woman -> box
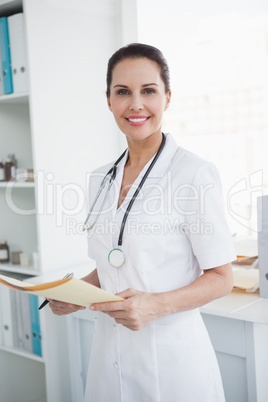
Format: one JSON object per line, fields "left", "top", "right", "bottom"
{"left": 49, "top": 43, "right": 236, "bottom": 401}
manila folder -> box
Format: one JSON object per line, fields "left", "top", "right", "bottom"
{"left": 0, "top": 274, "right": 123, "bottom": 307}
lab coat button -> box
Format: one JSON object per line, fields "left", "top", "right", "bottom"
{"left": 114, "top": 361, "right": 119, "bottom": 369}
{"left": 113, "top": 324, "right": 116, "bottom": 331}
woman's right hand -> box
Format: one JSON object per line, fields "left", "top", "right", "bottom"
{"left": 48, "top": 269, "right": 99, "bottom": 316}
{"left": 48, "top": 299, "right": 86, "bottom": 316}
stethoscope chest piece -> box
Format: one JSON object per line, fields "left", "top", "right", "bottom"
{"left": 108, "top": 248, "right": 125, "bottom": 268}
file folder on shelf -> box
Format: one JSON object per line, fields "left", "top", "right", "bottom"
{"left": 0, "top": 17, "right": 13, "bottom": 94}
{"left": 0, "top": 286, "right": 14, "bottom": 347}
{"left": 11, "top": 290, "right": 24, "bottom": 349}
{"left": 0, "top": 47, "right": 3, "bottom": 95}
{"left": 8, "top": 13, "right": 28, "bottom": 93}
{"left": 20, "top": 292, "right": 33, "bottom": 353}
{"left": 29, "top": 294, "right": 42, "bottom": 357}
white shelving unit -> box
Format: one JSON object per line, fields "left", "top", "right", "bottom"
{"left": 0, "top": 2, "right": 46, "bottom": 401}
{"left": 0, "top": 0, "right": 124, "bottom": 400}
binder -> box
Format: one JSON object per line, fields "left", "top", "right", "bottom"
{"left": 13, "top": 290, "right": 24, "bottom": 349}
{"left": 0, "top": 286, "right": 14, "bottom": 347}
{"left": 20, "top": 292, "right": 33, "bottom": 353}
{"left": 0, "top": 47, "right": 3, "bottom": 95}
{"left": 0, "top": 17, "right": 13, "bottom": 94}
{"left": 8, "top": 13, "right": 28, "bottom": 93}
{"left": 29, "top": 294, "right": 42, "bottom": 357}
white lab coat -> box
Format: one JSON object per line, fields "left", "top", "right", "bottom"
{"left": 84, "top": 133, "right": 236, "bottom": 402}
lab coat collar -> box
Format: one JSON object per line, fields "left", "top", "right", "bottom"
{"left": 115, "top": 133, "right": 179, "bottom": 179}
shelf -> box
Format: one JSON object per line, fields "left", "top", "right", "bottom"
{"left": 0, "top": 263, "right": 40, "bottom": 276}
{"left": 0, "top": 92, "right": 28, "bottom": 104}
{"left": 0, "top": 181, "right": 34, "bottom": 188}
{"left": 0, "top": 345, "right": 44, "bottom": 363}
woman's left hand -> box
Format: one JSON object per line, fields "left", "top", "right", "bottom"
{"left": 90, "top": 288, "right": 160, "bottom": 331}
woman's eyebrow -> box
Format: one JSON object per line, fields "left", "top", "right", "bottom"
{"left": 113, "top": 83, "right": 158, "bottom": 88}
{"left": 113, "top": 84, "right": 128, "bottom": 88}
{"left": 142, "top": 83, "right": 158, "bottom": 87}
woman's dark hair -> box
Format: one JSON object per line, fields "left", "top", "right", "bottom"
{"left": 106, "top": 43, "right": 170, "bottom": 97}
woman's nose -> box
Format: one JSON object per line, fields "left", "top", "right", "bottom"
{"left": 129, "top": 94, "right": 143, "bottom": 111}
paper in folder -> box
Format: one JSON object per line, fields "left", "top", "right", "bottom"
{"left": 0, "top": 274, "right": 123, "bottom": 307}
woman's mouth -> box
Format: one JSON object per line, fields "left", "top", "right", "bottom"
{"left": 125, "top": 116, "right": 150, "bottom": 126}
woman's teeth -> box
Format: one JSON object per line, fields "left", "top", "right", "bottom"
{"left": 128, "top": 118, "right": 148, "bottom": 122}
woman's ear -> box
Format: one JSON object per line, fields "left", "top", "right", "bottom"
{"left": 164, "top": 91, "right": 171, "bottom": 111}
{"left": 107, "top": 96, "right": 112, "bottom": 111}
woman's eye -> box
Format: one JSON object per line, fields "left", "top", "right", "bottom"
{"left": 117, "top": 89, "right": 129, "bottom": 95}
{"left": 143, "top": 88, "right": 155, "bottom": 94}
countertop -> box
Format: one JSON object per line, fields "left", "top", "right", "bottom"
{"left": 201, "top": 288, "right": 268, "bottom": 325}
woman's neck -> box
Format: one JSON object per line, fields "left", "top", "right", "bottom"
{"left": 126, "top": 132, "right": 163, "bottom": 169}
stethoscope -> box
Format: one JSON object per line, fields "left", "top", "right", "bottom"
{"left": 83, "top": 133, "right": 166, "bottom": 268}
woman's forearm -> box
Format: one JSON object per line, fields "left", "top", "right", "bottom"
{"left": 153, "top": 263, "right": 233, "bottom": 318}
{"left": 82, "top": 268, "right": 100, "bottom": 288}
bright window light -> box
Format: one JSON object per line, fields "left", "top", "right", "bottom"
{"left": 137, "top": 0, "right": 268, "bottom": 238}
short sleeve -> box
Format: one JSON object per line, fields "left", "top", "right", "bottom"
{"left": 184, "top": 162, "right": 236, "bottom": 270}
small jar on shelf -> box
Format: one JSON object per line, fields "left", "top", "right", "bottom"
{"left": 0, "top": 240, "right": 10, "bottom": 264}
{"left": 0, "top": 158, "right": 5, "bottom": 181}
{"left": 4, "top": 158, "right": 16, "bottom": 181}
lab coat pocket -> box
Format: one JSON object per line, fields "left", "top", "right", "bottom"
{"left": 128, "top": 212, "right": 168, "bottom": 273}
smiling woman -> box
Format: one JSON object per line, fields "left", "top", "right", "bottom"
{"left": 49, "top": 43, "right": 236, "bottom": 402}
{"left": 107, "top": 57, "right": 171, "bottom": 146}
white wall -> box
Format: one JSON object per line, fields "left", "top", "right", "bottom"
{"left": 24, "top": 0, "right": 123, "bottom": 272}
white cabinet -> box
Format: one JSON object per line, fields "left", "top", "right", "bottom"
{"left": 202, "top": 314, "right": 257, "bottom": 402}
{"left": 201, "top": 290, "right": 268, "bottom": 402}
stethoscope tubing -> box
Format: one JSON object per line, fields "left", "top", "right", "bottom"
{"left": 117, "top": 133, "right": 166, "bottom": 246}
{"left": 83, "top": 133, "right": 166, "bottom": 248}
{"left": 83, "top": 150, "right": 127, "bottom": 231}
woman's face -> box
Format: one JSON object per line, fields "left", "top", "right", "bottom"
{"left": 107, "top": 58, "right": 171, "bottom": 143}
